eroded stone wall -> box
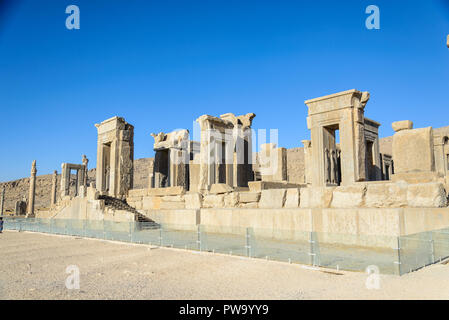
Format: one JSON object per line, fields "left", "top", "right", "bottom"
{"left": 0, "top": 172, "right": 95, "bottom": 212}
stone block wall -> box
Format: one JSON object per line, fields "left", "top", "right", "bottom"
{"left": 127, "top": 181, "right": 448, "bottom": 211}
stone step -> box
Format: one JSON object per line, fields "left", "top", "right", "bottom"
{"left": 98, "top": 195, "right": 156, "bottom": 224}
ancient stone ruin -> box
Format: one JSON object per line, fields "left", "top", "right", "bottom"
{"left": 2, "top": 89, "right": 449, "bottom": 251}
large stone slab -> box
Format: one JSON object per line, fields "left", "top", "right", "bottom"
{"left": 209, "top": 183, "right": 233, "bottom": 194}
{"left": 284, "top": 188, "right": 300, "bottom": 208}
{"left": 365, "top": 182, "right": 407, "bottom": 208}
{"left": 300, "top": 187, "right": 334, "bottom": 208}
{"left": 392, "top": 172, "right": 441, "bottom": 184}
{"left": 126, "top": 196, "right": 143, "bottom": 203}
{"left": 184, "top": 193, "right": 202, "bottom": 209}
{"left": 238, "top": 192, "right": 261, "bottom": 203}
{"left": 258, "top": 189, "right": 287, "bottom": 208}
{"left": 160, "top": 201, "right": 185, "bottom": 210}
{"left": 392, "top": 126, "right": 435, "bottom": 174}
{"left": 142, "top": 196, "right": 162, "bottom": 210}
{"left": 248, "top": 181, "right": 304, "bottom": 192}
{"left": 224, "top": 192, "right": 239, "bottom": 207}
{"left": 239, "top": 202, "right": 258, "bottom": 208}
{"left": 161, "top": 195, "right": 183, "bottom": 201}
{"left": 407, "top": 182, "right": 448, "bottom": 208}
{"left": 331, "top": 185, "right": 367, "bottom": 208}
{"left": 128, "top": 188, "right": 148, "bottom": 197}
{"left": 148, "top": 186, "right": 186, "bottom": 196}
{"left": 160, "top": 195, "right": 185, "bottom": 209}
{"left": 392, "top": 120, "right": 413, "bottom": 132}
{"left": 203, "top": 194, "right": 225, "bottom": 208}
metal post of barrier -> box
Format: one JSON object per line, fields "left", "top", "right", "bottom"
{"left": 159, "top": 226, "right": 163, "bottom": 246}
{"left": 197, "top": 225, "right": 202, "bottom": 251}
{"left": 308, "top": 232, "right": 316, "bottom": 266}
{"left": 430, "top": 232, "right": 435, "bottom": 264}
{"left": 394, "top": 237, "right": 402, "bottom": 276}
{"left": 245, "top": 228, "right": 251, "bottom": 257}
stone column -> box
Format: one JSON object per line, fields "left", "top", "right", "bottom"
{"left": 27, "top": 160, "right": 37, "bottom": 217}
{"left": 60, "top": 163, "right": 70, "bottom": 197}
{"left": 197, "top": 116, "right": 211, "bottom": 193}
{"left": 0, "top": 186, "right": 5, "bottom": 216}
{"left": 82, "top": 155, "right": 89, "bottom": 188}
{"left": 302, "top": 140, "right": 312, "bottom": 184}
{"left": 170, "top": 148, "right": 177, "bottom": 187}
{"left": 51, "top": 170, "right": 58, "bottom": 206}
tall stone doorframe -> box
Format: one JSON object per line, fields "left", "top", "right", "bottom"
{"left": 364, "top": 118, "right": 382, "bottom": 181}
{"left": 150, "top": 129, "right": 190, "bottom": 189}
{"left": 95, "top": 116, "right": 134, "bottom": 199}
{"left": 196, "top": 113, "right": 256, "bottom": 192}
{"left": 305, "top": 89, "right": 372, "bottom": 187}
{"left": 60, "top": 162, "right": 86, "bottom": 198}
{"left": 380, "top": 153, "right": 394, "bottom": 181}
{"left": 434, "top": 133, "right": 449, "bottom": 178}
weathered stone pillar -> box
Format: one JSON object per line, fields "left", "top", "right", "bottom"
{"left": 60, "top": 163, "right": 70, "bottom": 197}
{"left": 0, "top": 186, "right": 5, "bottom": 216}
{"left": 26, "top": 160, "right": 37, "bottom": 217}
{"left": 259, "top": 143, "right": 287, "bottom": 182}
{"left": 302, "top": 140, "right": 312, "bottom": 184}
{"left": 197, "top": 116, "right": 212, "bottom": 193}
{"left": 51, "top": 170, "right": 58, "bottom": 206}
{"left": 82, "top": 155, "right": 89, "bottom": 188}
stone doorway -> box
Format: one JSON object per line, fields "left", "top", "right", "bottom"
{"left": 102, "top": 142, "right": 111, "bottom": 192}
{"left": 154, "top": 149, "right": 170, "bottom": 188}
{"left": 323, "top": 124, "right": 341, "bottom": 186}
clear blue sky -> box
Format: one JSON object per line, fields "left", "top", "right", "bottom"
{"left": 0, "top": 0, "right": 448, "bottom": 181}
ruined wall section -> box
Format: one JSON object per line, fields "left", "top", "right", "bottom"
{"left": 2, "top": 125, "right": 448, "bottom": 212}
{"left": 0, "top": 158, "right": 150, "bottom": 212}
{"left": 286, "top": 147, "right": 305, "bottom": 184}
{"left": 0, "top": 171, "right": 95, "bottom": 213}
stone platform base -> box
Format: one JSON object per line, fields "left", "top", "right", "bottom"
{"left": 138, "top": 207, "right": 449, "bottom": 249}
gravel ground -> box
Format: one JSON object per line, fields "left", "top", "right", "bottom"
{"left": 1, "top": 230, "right": 449, "bottom": 300}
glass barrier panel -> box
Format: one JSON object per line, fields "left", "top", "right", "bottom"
{"left": 104, "top": 221, "right": 132, "bottom": 242}
{"left": 5, "top": 217, "right": 446, "bottom": 276}
{"left": 131, "top": 221, "right": 162, "bottom": 245}
{"left": 84, "top": 220, "right": 105, "bottom": 239}
{"left": 399, "top": 231, "right": 433, "bottom": 275}
{"left": 51, "top": 219, "right": 67, "bottom": 235}
{"left": 249, "top": 228, "right": 311, "bottom": 264}
{"left": 158, "top": 224, "right": 200, "bottom": 251}
{"left": 432, "top": 228, "right": 449, "bottom": 263}
{"left": 199, "top": 225, "right": 247, "bottom": 256}
{"left": 314, "top": 232, "right": 398, "bottom": 275}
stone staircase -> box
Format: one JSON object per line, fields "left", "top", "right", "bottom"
{"left": 98, "top": 195, "right": 158, "bottom": 227}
